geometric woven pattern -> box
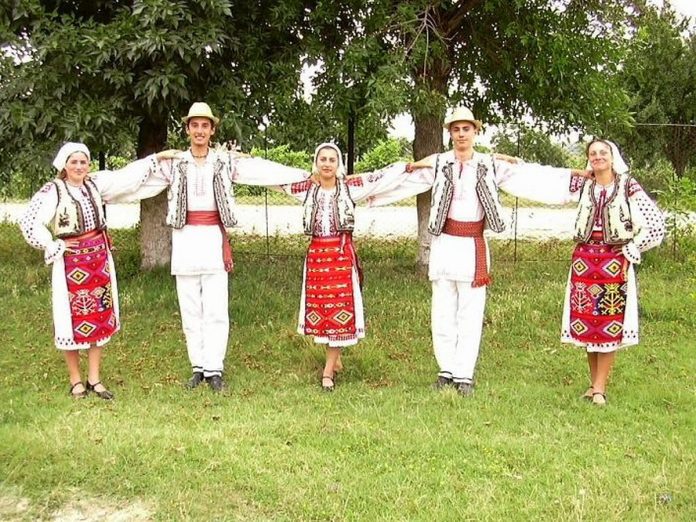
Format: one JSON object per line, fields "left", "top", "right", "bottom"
{"left": 64, "top": 231, "right": 117, "bottom": 344}
{"left": 303, "top": 235, "right": 359, "bottom": 342}
{"left": 568, "top": 232, "right": 627, "bottom": 346}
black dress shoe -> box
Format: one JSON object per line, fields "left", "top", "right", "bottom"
{"left": 186, "top": 372, "right": 205, "bottom": 389}
{"left": 86, "top": 380, "right": 114, "bottom": 400}
{"left": 455, "top": 381, "right": 474, "bottom": 397}
{"left": 207, "top": 375, "right": 225, "bottom": 392}
{"left": 432, "top": 375, "right": 454, "bottom": 390}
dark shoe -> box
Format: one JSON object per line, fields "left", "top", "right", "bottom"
{"left": 186, "top": 372, "right": 205, "bottom": 389}
{"left": 432, "top": 375, "right": 454, "bottom": 390}
{"left": 207, "top": 375, "right": 225, "bottom": 392}
{"left": 321, "top": 375, "right": 335, "bottom": 392}
{"left": 69, "top": 381, "right": 87, "bottom": 399}
{"left": 86, "top": 380, "right": 114, "bottom": 400}
{"left": 455, "top": 381, "right": 474, "bottom": 397}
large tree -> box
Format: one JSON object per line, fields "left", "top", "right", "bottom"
{"left": 1, "top": 0, "right": 311, "bottom": 267}
{"left": 612, "top": 3, "right": 696, "bottom": 178}
{"left": 309, "top": 0, "right": 641, "bottom": 269}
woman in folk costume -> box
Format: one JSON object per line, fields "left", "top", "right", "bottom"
{"left": 19, "top": 142, "right": 162, "bottom": 399}
{"left": 561, "top": 139, "right": 664, "bottom": 406}
{"left": 278, "top": 143, "right": 420, "bottom": 391}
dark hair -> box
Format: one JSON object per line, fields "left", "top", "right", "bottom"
{"left": 585, "top": 139, "right": 613, "bottom": 157}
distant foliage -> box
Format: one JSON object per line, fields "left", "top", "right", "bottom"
{"left": 354, "top": 138, "right": 411, "bottom": 173}
{"left": 249, "top": 145, "right": 312, "bottom": 171}
{"left": 493, "top": 127, "right": 579, "bottom": 168}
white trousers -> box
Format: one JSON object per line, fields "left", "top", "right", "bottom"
{"left": 431, "top": 279, "right": 487, "bottom": 382}
{"left": 176, "top": 273, "right": 229, "bottom": 377}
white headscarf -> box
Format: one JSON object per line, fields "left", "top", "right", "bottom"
{"left": 585, "top": 139, "right": 629, "bottom": 175}
{"left": 312, "top": 142, "right": 346, "bottom": 179}
{"left": 53, "top": 142, "right": 91, "bottom": 171}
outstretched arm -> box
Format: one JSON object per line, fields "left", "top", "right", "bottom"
{"left": 495, "top": 156, "right": 589, "bottom": 205}
{"left": 231, "top": 155, "right": 310, "bottom": 186}
{"left": 90, "top": 153, "right": 171, "bottom": 203}
{"left": 345, "top": 162, "right": 433, "bottom": 206}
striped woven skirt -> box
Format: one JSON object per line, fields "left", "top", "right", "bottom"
{"left": 63, "top": 230, "right": 118, "bottom": 345}
{"left": 297, "top": 235, "right": 365, "bottom": 347}
{"left": 564, "top": 231, "right": 631, "bottom": 350}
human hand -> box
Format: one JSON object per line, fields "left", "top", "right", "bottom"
{"left": 571, "top": 169, "right": 594, "bottom": 179}
{"left": 493, "top": 153, "right": 520, "bottom": 164}
{"left": 156, "top": 149, "right": 183, "bottom": 160}
{"left": 63, "top": 238, "right": 80, "bottom": 253}
{"left": 405, "top": 163, "right": 414, "bottom": 173}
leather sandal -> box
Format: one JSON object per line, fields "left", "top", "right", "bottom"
{"left": 591, "top": 392, "right": 607, "bottom": 406}
{"left": 86, "top": 380, "right": 114, "bottom": 400}
{"left": 69, "top": 381, "right": 87, "bottom": 399}
{"left": 321, "top": 375, "right": 335, "bottom": 392}
{"left": 582, "top": 387, "right": 594, "bottom": 400}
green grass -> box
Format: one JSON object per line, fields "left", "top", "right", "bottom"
{"left": 0, "top": 223, "right": 694, "bottom": 520}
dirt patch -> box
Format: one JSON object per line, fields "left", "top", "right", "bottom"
{"left": 0, "top": 490, "right": 31, "bottom": 520}
{"left": 0, "top": 489, "right": 153, "bottom": 521}
{"left": 51, "top": 498, "right": 152, "bottom": 522}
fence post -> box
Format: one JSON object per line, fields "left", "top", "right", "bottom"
{"left": 264, "top": 132, "right": 270, "bottom": 257}
{"left": 513, "top": 125, "right": 521, "bottom": 263}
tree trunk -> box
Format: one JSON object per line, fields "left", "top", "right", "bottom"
{"left": 412, "top": 112, "right": 444, "bottom": 273}
{"left": 136, "top": 114, "right": 170, "bottom": 270}
{"left": 411, "top": 59, "right": 450, "bottom": 273}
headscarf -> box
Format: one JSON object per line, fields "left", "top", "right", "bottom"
{"left": 312, "top": 142, "right": 346, "bottom": 179}
{"left": 53, "top": 142, "right": 91, "bottom": 171}
{"left": 585, "top": 139, "right": 629, "bottom": 175}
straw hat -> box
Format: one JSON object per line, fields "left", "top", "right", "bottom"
{"left": 443, "top": 107, "right": 482, "bottom": 131}
{"left": 182, "top": 102, "right": 220, "bottom": 126}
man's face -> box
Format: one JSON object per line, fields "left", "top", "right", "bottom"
{"left": 449, "top": 121, "right": 478, "bottom": 150}
{"left": 186, "top": 117, "right": 215, "bottom": 147}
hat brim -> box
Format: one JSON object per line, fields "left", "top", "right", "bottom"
{"left": 443, "top": 119, "right": 482, "bottom": 131}
{"left": 182, "top": 115, "right": 220, "bottom": 126}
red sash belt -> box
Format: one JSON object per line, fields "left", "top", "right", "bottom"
{"left": 186, "top": 211, "right": 234, "bottom": 272}
{"left": 68, "top": 228, "right": 113, "bottom": 251}
{"left": 442, "top": 218, "right": 490, "bottom": 288}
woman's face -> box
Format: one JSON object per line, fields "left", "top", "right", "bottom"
{"left": 63, "top": 152, "right": 90, "bottom": 185}
{"left": 316, "top": 147, "right": 339, "bottom": 180}
{"left": 587, "top": 142, "right": 613, "bottom": 172}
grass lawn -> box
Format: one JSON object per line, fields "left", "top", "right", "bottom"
{"left": 0, "top": 224, "right": 694, "bottom": 521}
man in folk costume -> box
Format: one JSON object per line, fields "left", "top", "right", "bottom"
{"left": 406, "top": 107, "right": 589, "bottom": 395}
{"left": 116, "top": 102, "right": 310, "bottom": 391}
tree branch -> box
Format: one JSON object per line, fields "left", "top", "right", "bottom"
{"left": 444, "top": 0, "right": 485, "bottom": 39}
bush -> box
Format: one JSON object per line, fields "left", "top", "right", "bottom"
{"left": 354, "top": 138, "right": 411, "bottom": 173}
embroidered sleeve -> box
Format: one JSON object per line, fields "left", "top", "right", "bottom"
{"left": 495, "top": 160, "right": 577, "bottom": 205}
{"left": 569, "top": 175, "right": 586, "bottom": 194}
{"left": 232, "top": 156, "right": 309, "bottom": 186}
{"left": 353, "top": 161, "right": 434, "bottom": 207}
{"left": 621, "top": 182, "right": 665, "bottom": 264}
{"left": 276, "top": 179, "right": 315, "bottom": 202}
{"left": 19, "top": 182, "right": 66, "bottom": 264}
{"left": 91, "top": 154, "right": 167, "bottom": 203}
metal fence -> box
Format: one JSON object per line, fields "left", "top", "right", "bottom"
{"left": 228, "top": 123, "right": 695, "bottom": 260}
{"left": 1, "top": 123, "right": 694, "bottom": 261}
